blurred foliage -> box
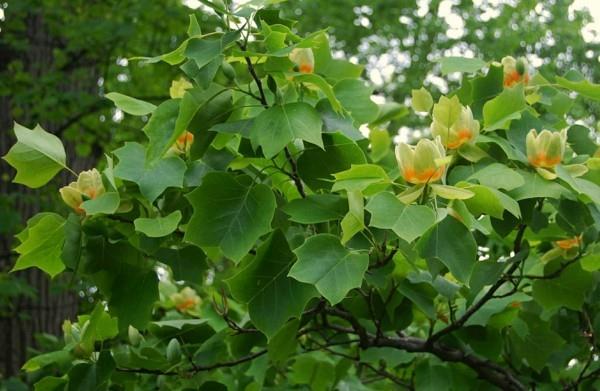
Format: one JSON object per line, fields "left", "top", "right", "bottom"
{"left": 279, "top": 0, "right": 600, "bottom": 131}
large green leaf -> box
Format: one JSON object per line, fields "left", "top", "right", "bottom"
{"left": 297, "top": 133, "right": 366, "bottom": 191}
{"left": 467, "top": 163, "right": 525, "bottom": 191}
{"left": 155, "top": 246, "right": 207, "bottom": 285}
{"left": 3, "top": 123, "right": 67, "bottom": 188}
{"left": 331, "top": 164, "right": 390, "bottom": 193}
{"left": 282, "top": 194, "right": 347, "bottom": 224}
{"left": 81, "top": 192, "right": 120, "bottom": 216}
{"left": 456, "top": 182, "right": 520, "bottom": 218}
{"left": 105, "top": 92, "right": 156, "bottom": 115}
{"left": 333, "top": 79, "right": 379, "bottom": 124}
{"left": 113, "top": 142, "right": 186, "bottom": 202}
{"left": 134, "top": 211, "right": 182, "bottom": 238}
{"left": 12, "top": 213, "right": 66, "bottom": 278}
{"left": 185, "top": 172, "right": 276, "bottom": 262}
{"left": 482, "top": 83, "right": 527, "bottom": 131}
{"left": 508, "top": 171, "right": 569, "bottom": 200}
{"left": 288, "top": 234, "right": 368, "bottom": 305}
{"left": 417, "top": 216, "right": 477, "bottom": 283}
{"left": 510, "top": 312, "right": 565, "bottom": 372}
{"left": 250, "top": 102, "right": 324, "bottom": 159}
{"left": 83, "top": 239, "right": 158, "bottom": 329}
{"left": 556, "top": 76, "right": 600, "bottom": 101}
{"left": 532, "top": 262, "right": 593, "bottom": 311}
{"left": 227, "top": 230, "right": 317, "bottom": 337}
{"left": 365, "top": 192, "right": 437, "bottom": 243}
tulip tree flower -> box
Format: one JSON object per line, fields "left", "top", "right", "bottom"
{"left": 431, "top": 103, "right": 480, "bottom": 150}
{"left": 501, "top": 56, "right": 529, "bottom": 87}
{"left": 170, "top": 287, "right": 201, "bottom": 312}
{"left": 169, "top": 77, "right": 193, "bottom": 99}
{"left": 395, "top": 137, "right": 447, "bottom": 185}
{"left": 526, "top": 128, "right": 566, "bottom": 167}
{"left": 169, "top": 131, "right": 194, "bottom": 156}
{"left": 542, "top": 235, "right": 582, "bottom": 262}
{"left": 289, "top": 48, "right": 315, "bottom": 74}
{"left": 59, "top": 169, "right": 105, "bottom": 214}
{"left": 526, "top": 129, "right": 567, "bottom": 180}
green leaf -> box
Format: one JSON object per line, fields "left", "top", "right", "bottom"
{"left": 185, "top": 172, "right": 276, "bottom": 262}
{"left": 556, "top": 76, "right": 600, "bottom": 101}
{"left": 567, "top": 125, "right": 598, "bottom": 155}
{"left": 34, "top": 377, "right": 67, "bottom": 391}
{"left": 185, "top": 32, "right": 239, "bottom": 69}
{"left": 510, "top": 312, "right": 565, "bottom": 372}
{"left": 331, "top": 164, "right": 390, "bottom": 193}
{"left": 293, "top": 73, "right": 343, "bottom": 113}
{"left": 143, "top": 99, "right": 180, "bottom": 162}
{"left": 282, "top": 194, "right": 347, "bottom": 224}
{"left": 396, "top": 279, "right": 436, "bottom": 319}
{"left": 111, "top": 268, "right": 159, "bottom": 330}
{"left": 456, "top": 182, "right": 520, "bottom": 218}
{"left": 508, "top": 171, "right": 569, "bottom": 200}
{"left": 556, "top": 165, "right": 600, "bottom": 205}
{"left": 12, "top": 213, "right": 66, "bottom": 278}
{"left": 268, "top": 319, "right": 300, "bottom": 363}
{"left": 316, "top": 99, "right": 363, "bottom": 141}
{"left": 289, "top": 234, "right": 369, "bottom": 305}
{"left": 417, "top": 216, "right": 477, "bottom": 283}
{"left": 105, "top": 92, "right": 156, "bottom": 116}
{"left": 22, "top": 350, "right": 72, "bottom": 372}
{"left": 187, "top": 14, "right": 202, "bottom": 36}
{"left": 113, "top": 142, "right": 186, "bottom": 202}
{"left": 532, "top": 262, "right": 593, "bottom": 311}
{"left": 333, "top": 79, "right": 379, "bottom": 124}
{"left": 439, "top": 57, "right": 486, "bottom": 75}
{"left": 81, "top": 192, "right": 120, "bottom": 215}
{"left": 482, "top": 83, "right": 527, "bottom": 131}
{"left": 134, "top": 211, "right": 182, "bottom": 238}
{"left": 227, "top": 230, "right": 316, "bottom": 337}
{"left": 3, "top": 122, "right": 67, "bottom": 188}
{"left": 430, "top": 184, "right": 475, "bottom": 200}
{"left": 467, "top": 163, "right": 525, "bottom": 191}
{"left": 340, "top": 190, "right": 365, "bottom": 244}
{"left": 61, "top": 213, "right": 82, "bottom": 271}
{"left": 289, "top": 352, "right": 335, "bottom": 391}
{"left": 366, "top": 192, "right": 437, "bottom": 243}
{"left": 80, "top": 304, "right": 119, "bottom": 353}
{"left": 297, "top": 133, "right": 366, "bottom": 191}
{"left": 250, "top": 102, "right": 324, "bottom": 159}
{"left": 155, "top": 246, "right": 207, "bottom": 284}
{"left": 411, "top": 87, "right": 433, "bottom": 112}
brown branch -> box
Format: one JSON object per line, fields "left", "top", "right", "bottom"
{"left": 115, "top": 349, "right": 267, "bottom": 376}
{"left": 427, "top": 224, "right": 528, "bottom": 345}
{"left": 361, "top": 362, "right": 414, "bottom": 390}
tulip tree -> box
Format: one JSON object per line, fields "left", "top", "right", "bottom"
{"left": 3, "top": 3, "right": 600, "bottom": 390}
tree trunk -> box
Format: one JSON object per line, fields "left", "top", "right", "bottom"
{"left": 0, "top": 10, "right": 99, "bottom": 377}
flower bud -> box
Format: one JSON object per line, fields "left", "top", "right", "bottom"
{"left": 501, "top": 56, "right": 529, "bottom": 87}
{"left": 431, "top": 105, "right": 480, "bottom": 149}
{"left": 169, "top": 131, "right": 194, "bottom": 155}
{"left": 526, "top": 129, "right": 567, "bottom": 169}
{"left": 169, "top": 77, "right": 193, "bottom": 99}
{"left": 555, "top": 236, "right": 581, "bottom": 250}
{"left": 128, "top": 325, "right": 142, "bottom": 346}
{"left": 289, "top": 48, "right": 315, "bottom": 74}
{"left": 395, "top": 137, "right": 446, "bottom": 184}
{"left": 59, "top": 169, "right": 105, "bottom": 214}
{"left": 170, "top": 287, "right": 201, "bottom": 312}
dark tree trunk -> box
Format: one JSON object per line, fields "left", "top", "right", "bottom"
{"left": 0, "top": 10, "right": 99, "bottom": 377}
